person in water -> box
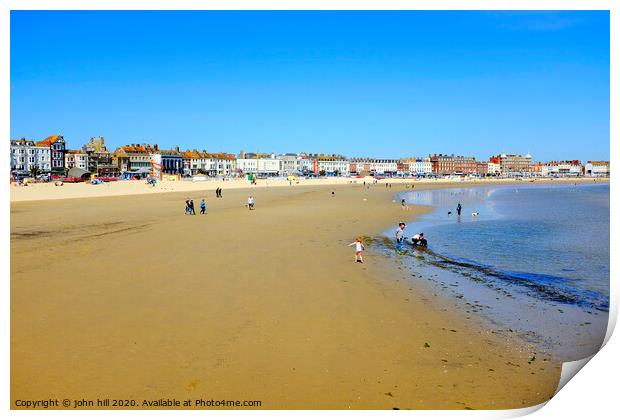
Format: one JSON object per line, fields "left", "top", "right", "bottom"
{"left": 396, "top": 223, "right": 406, "bottom": 249}
{"left": 456, "top": 203, "right": 462, "bottom": 216}
{"left": 411, "top": 232, "right": 427, "bottom": 247}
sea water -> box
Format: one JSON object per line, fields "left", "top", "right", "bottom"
{"left": 388, "top": 183, "right": 609, "bottom": 361}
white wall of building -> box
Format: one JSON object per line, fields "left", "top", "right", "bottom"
{"left": 10, "top": 140, "right": 52, "bottom": 172}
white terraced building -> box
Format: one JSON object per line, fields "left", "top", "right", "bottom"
{"left": 541, "top": 161, "right": 583, "bottom": 177}
{"left": 237, "top": 155, "right": 280, "bottom": 176}
{"left": 10, "top": 138, "right": 52, "bottom": 173}
{"left": 584, "top": 161, "right": 610, "bottom": 177}
{"left": 350, "top": 158, "right": 398, "bottom": 175}
{"left": 400, "top": 157, "right": 432, "bottom": 175}
{"left": 65, "top": 150, "right": 89, "bottom": 171}
{"left": 316, "top": 158, "right": 350, "bottom": 176}
{"left": 277, "top": 154, "right": 301, "bottom": 175}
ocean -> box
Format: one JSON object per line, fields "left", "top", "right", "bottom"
{"left": 383, "top": 182, "right": 609, "bottom": 362}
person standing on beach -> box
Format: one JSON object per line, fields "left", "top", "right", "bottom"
{"left": 247, "top": 195, "right": 255, "bottom": 210}
{"left": 189, "top": 199, "right": 196, "bottom": 215}
{"left": 396, "top": 223, "right": 406, "bottom": 249}
{"left": 456, "top": 203, "right": 462, "bottom": 216}
{"left": 348, "top": 238, "right": 365, "bottom": 263}
{"left": 200, "top": 199, "right": 207, "bottom": 214}
{"left": 185, "top": 199, "right": 191, "bottom": 215}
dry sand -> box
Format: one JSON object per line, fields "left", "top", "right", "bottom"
{"left": 10, "top": 180, "right": 576, "bottom": 409}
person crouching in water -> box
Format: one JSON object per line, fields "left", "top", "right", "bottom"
{"left": 411, "top": 232, "right": 427, "bottom": 247}
{"left": 348, "top": 238, "right": 365, "bottom": 263}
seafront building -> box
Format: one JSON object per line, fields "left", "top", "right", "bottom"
{"left": 276, "top": 153, "right": 304, "bottom": 175}
{"left": 453, "top": 155, "right": 477, "bottom": 175}
{"left": 10, "top": 138, "right": 52, "bottom": 174}
{"left": 398, "top": 157, "right": 433, "bottom": 176}
{"left": 64, "top": 149, "right": 89, "bottom": 171}
{"left": 542, "top": 160, "right": 583, "bottom": 177}
{"left": 475, "top": 161, "right": 489, "bottom": 175}
{"left": 237, "top": 152, "right": 281, "bottom": 176}
{"left": 429, "top": 154, "right": 456, "bottom": 176}
{"left": 9, "top": 134, "right": 611, "bottom": 180}
{"left": 180, "top": 150, "right": 237, "bottom": 176}
{"left": 314, "top": 154, "right": 350, "bottom": 176}
{"left": 490, "top": 153, "right": 532, "bottom": 177}
{"left": 83, "top": 136, "right": 117, "bottom": 177}
{"left": 113, "top": 144, "right": 158, "bottom": 177}
{"left": 35, "top": 135, "right": 66, "bottom": 174}
{"left": 585, "top": 161, "right": 610, "bottom": 177}
{"left": 487, "top": 161, "right": 501, "bottom": 175}
{"left": 349, "top": 157, "right": 397, "bottom": 176}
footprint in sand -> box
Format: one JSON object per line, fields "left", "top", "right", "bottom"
{"left": 186, "top": 379, "right": 201, "bottom": 391}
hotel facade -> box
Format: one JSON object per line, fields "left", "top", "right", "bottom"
{"left": 10, "top": 138, "right": 52, "bottom": 173}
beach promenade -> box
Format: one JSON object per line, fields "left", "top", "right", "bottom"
{"left": 10, "top": 179, "right": 592, "bottom": 409}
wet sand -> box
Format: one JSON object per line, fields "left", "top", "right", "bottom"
{"left": 11, "top": 181, "right": 564, "bottom": 409}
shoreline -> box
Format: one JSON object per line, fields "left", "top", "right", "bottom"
{"left": 9, "top": 175, "right": 606, "bottom": 203}
{"left": 377, "top": 182, "right": 609, "bottom": 362}
{"left": 11, "top": 180, "right": 567, "bottom": 409}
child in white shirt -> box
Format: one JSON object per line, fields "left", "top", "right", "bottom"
{"left": 348, "top": 238, "right": 365, "bottom": 263}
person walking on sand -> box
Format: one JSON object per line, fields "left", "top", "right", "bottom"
{"left": 348, "top": 238, "right": 365, "bottom": 263}
{"left": 200, "top": 199, "right": 207, "bottom": 214}
{"left": 247, "top": 195, "right": 255, "bottom": 210}
{"left": 185, "top": 199, "right": 191, "bottom": 215}
{"left": 456, "top": 202, "right": 462, "bottom": 216}
{"left": 189, "top": 199, "right": 196, "bottom": 215}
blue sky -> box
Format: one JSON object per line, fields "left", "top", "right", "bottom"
{"left": 10, "top": 11, "right": 609, "bottom": 161}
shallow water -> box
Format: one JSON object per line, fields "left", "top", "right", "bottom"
{"left": 382, "top": 183, "right": 609, "bottom": 361}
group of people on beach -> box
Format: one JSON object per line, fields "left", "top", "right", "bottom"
{"left": 185, "top": 198, "right": 207, "bottom": 215}
{"left": 349, "top": 223, "right": 428, "bottom": 264}
{"left": 183, "top": 187, "right": 258, "bottom": 215}
{"left": 395, "top": 222, "right": 427, "bottom": 248}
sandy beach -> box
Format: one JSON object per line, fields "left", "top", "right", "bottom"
{"left": 11, "top": 179, "right": 596, "bottom": 409}
{"left": 10, "top": 175, "right": 601, "bottom": 203}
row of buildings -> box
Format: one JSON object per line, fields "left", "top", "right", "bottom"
{"left": 10, "top": 135, "right": 611, "bottom": 179}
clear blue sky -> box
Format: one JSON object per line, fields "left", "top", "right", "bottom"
{"left": 10, "top": 11, "right": 609, "bottom": 161}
